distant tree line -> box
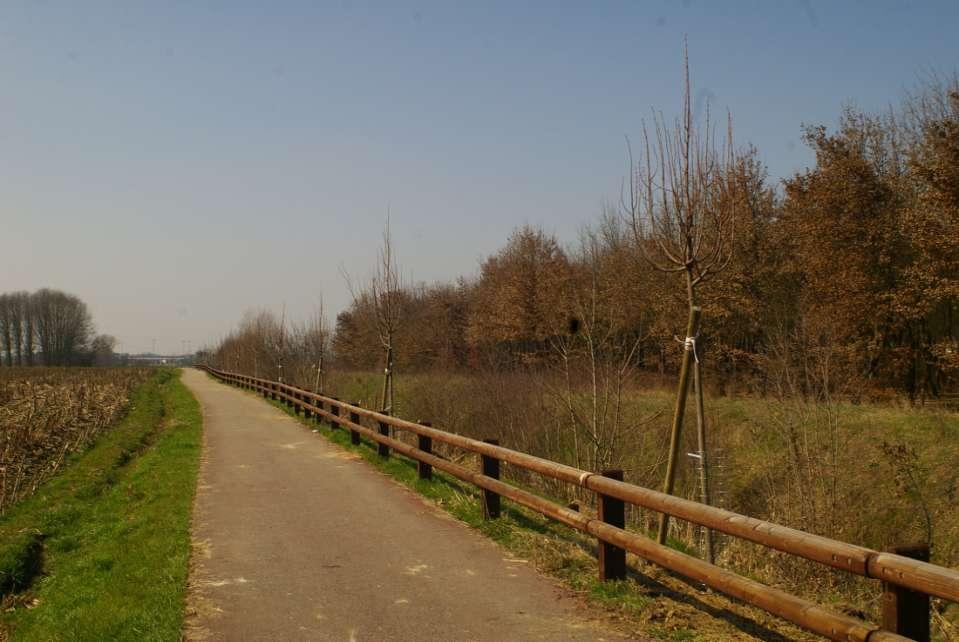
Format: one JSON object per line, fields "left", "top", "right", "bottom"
{"left": 0, "top": 289, "right": 116, "bottom": 366}
{"left": 212, "top": 75, "right": 958, "bottom": 401}
{"left": 211, "top": 308, "right": 329, "bottom": 390}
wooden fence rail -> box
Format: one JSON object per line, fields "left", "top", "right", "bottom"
{"left": 199, "top": 365, "right": 958, "bottom": 642}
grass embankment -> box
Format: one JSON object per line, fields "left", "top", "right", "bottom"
{"left": 244, "top": 380, "right": 821, "bottom": 642}
{"left": 0, "top": 369, "right": 203, "bottom": 642}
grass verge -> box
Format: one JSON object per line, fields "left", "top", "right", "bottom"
{"left": 0, "top": 369, "right": 203, "bottom": 642}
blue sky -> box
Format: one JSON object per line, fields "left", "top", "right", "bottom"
{"left": 1, "top": 1, "right": 956, "bottom": 353}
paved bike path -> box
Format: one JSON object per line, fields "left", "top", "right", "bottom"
{"left": 181, "top": 368, "right": 635, "bottom": 641}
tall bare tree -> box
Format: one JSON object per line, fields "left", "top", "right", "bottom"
{"left": 628, "top": 43, "right": 736, "bottom": 550}
{"left": 10, "top": 292, "right": 25, "bottom": 366}
{"left": 343, "top": 219, "right": 405, "bottom": 413}
{"left": 0, "top": 294, "right": 13, "bottom": 366}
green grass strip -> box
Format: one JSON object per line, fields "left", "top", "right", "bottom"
{"left": 0, "top": 369, "right": 203, "bottom": 642}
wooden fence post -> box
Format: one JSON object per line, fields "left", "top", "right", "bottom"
{"left": 349, "top": 403, "right": 361, "bottom": 445}
{"left": 882, "top": 543, "right": 930, "bottom": 642}
{"left": 482, "top": 438, "right": 501, "bottom": 519}
{"left": 598, "top": 469, "right": 627, "bottom": 581}
{"left": 418, "top": 422, "right": 433, "bottom": 480}
{"left": 293, "top": 390, "right": 302, "bottom": 415}
{"left": 377, "top": 411, "right": 390, "bottom": 458}
{"left": 330, "top": 400, "right": 340, "bottom": 430}
{"left": 271, "top": 382, "right": 277, "bottom": 400}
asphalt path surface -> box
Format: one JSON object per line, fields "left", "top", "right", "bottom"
{"left": 181, "top": 368, "right": 638, "bottom": 641}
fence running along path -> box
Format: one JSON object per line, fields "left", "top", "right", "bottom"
{"left": 199, "top": 366, "right": 959, "bottom": 642}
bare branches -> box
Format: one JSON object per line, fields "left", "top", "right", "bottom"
{"left": 545, "top": 219, "right": 649, "bottom": 471}
{"left": 341, "top": 216, "right": 406, "bottom": 413}
{"left": 627, "top": 42, "right": 737, "bottom": 293}
{"left": 623, "top": 41, "right": 740, "bottom": 546}
{"left": 369, "top": 220, "right": 403, "bottom": 352}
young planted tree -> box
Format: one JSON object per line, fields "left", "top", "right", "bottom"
{"left": 628, "top": 46, "right": 737, "bottom": 552}
{"left": 291, "top": 300, "right": 331, "bottom": 393}
{"left": 344, "top": 220, "right": 405, "bottom": 414}
{"left": 274, "top": 304, "right": 288, "bottom": 382}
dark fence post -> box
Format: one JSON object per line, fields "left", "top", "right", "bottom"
{"left": 271, "top": 382, "right": 277, "bottom": 400}
{"left": 330, "top": 400, "right": 340, "bottom": 430}
{"left": 315, "top": 399, "right": 324, "bottom": 423}
{"left": 481, "top": 438, "right": 501, "bottom": 519}
{"left": 303, "top": 393, "right": 313, "bottom": 420}
{"left": 293, "top": 390, "right": 302, "bottom": 415}
{"left": 417, "top": 422, "right": 433, "bottom": 480}
{"left": 598, "top": 469, "right": 627, "bottom": 582}
{"left": 349, "top": 403, "right": 361, "bottom": 445}
{"left": 377, "top": 410, "right": 390, "bottom": 458}
{"left": 882, "top": 543, "right": 930, "bottom": 642}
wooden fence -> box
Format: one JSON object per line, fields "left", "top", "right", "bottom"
{"left": 199, "top": 366, "right": 958, "bottom": 642}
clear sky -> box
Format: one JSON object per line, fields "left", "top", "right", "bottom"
{"left": 1, "top": 1, "right": 956, "bottom": 354}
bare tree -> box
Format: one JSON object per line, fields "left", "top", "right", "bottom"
{"left": 274, "top": 304, "right": 288, "bottom": 382}
{"left": 371, "top": 222, "right": 403, "bottom": 413}
{"left": 23, "top": 293, "right": 35, "bottom": 366}
{"left": 90, "top": 334, "right": 118, "bottom": 366}
{"left": 550, "top": 219, "right": 651, "bottom": 473}
{"left": 307, "top": 299, "right": 331, "bottom": 393}
{"left": 343, "top": 219, "right": 405, "bottom": 413}
{"left": 0, "top": 294, "right": 12, "bottom": 366}
{"left": 31, "top": 289, "right": 94, "bottom": 366}
{"left": 10, "top": 292, "right": 25, "bottom": 366}
{"left": 627, "top": 43, "right": 736, "bottom": 550}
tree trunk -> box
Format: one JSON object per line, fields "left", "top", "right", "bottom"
{"left": 381, "top": 345, "right": 394, "bottom": 413}
{"left": 657, "top": 304, "right": 701, "bottom": 545}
